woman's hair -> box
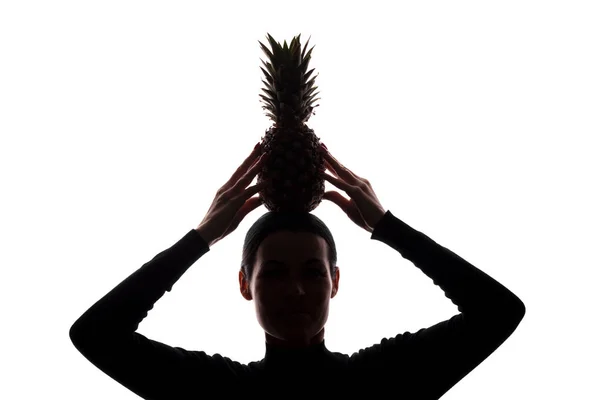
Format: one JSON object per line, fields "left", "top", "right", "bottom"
{"left": 240, "top": 211, "right": 338, "bottom": 283}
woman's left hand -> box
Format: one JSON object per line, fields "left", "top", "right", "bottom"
{"left": 319, "top": 143, "right": 387, "bottom": 233}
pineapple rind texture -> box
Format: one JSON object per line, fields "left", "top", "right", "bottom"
{"left": 257, "top": 33, "right": 324, "bottom": 212}
{"left": 257, "top": 125, "right": 325, "bottom": 212}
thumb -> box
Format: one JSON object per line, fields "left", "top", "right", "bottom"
{"left": 243, "top": 195, "right": 264, "bottom": 215}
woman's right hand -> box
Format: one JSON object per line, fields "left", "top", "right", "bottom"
{"left": 195, "top": 143, "right": 267, "bottom": 248}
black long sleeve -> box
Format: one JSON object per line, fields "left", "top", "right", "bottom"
{"left": 358, "top": 210, "right": 526, "bottom": 398}
{"left": 69, "top": 210, "right": 525, "bottom": 399}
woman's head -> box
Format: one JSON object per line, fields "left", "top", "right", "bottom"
{"left": 238, "top": 211, "right": 340, "bottom": 348}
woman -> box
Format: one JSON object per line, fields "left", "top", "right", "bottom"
{"left": 69, "top": 143, "right": 526, "bottom": 399}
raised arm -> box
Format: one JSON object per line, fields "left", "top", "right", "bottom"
{"left": 351, "top": 211, "right": 525, "bottom": 398}
{"left": 69, "top": 230, "right": 246, "bottom": 399}
{"left": 69, "top": 144, "right": 270, "bottom": 398}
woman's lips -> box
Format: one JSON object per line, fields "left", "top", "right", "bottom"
{"left": 283, "top": 311, "right": 310, "bottom": 316}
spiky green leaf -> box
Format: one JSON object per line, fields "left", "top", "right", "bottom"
{"left": 299, "top": 47, "right": 315, "bottom": 74}
{"left": 301, "top": 35, "right": 312, "bottom": 60}
{"left": 304, "top": 68, "right": 315, "bottom": 82}
{"left": 261, "top": 79, "right": 274, "bottom": 91}
{"left": 304, "top": 44, "right": 315, "bottom": 62}
{"left": 261, "top": 87, "right": 277, "bottom": 100}
{"left": 304, "top": 86, "right": 318, "bottom": 98}
{"left": 259, "top": 94, "right": 277, "bottom": 108}
{"left": 266, "top": 33, "right": 283, "bottom": 63}
{"left": 261, "top": 103, "right": 276, "bottom": 114}
{"left": 305, "top": 73, "right": 318, "bottom": 89}
{"left": 308, "top": 98, "right": 321, "bottom": 107}
{"left": 307, "top": 90, "right": 320, "bottom": 101}
{"left": 264, "top": 112, "right": 277, "bottom": 120}
{"left": 258, "top": 40, "right": 273, "bottom": 60}
{"left": 261, "top": 59, "right": 277, "bottom": 79}
{"left": 260, "top": 68, "right": 274, "bottom": 86}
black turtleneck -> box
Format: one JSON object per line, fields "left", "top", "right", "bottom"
{"left": 69, "top": 210, "right": 525, "bottom": 399}
{"left": 263, "top": 338, "right": 327, "bottom": 364}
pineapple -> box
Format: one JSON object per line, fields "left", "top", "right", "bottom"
{"left": 256, "top": 33, "right": 324, "bottom": 212}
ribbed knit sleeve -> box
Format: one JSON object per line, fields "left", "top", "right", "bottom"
{"left": 347, "top": 210, "right": 525, "bottom": 398}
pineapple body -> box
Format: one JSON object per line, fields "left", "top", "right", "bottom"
{"left": 257, "top": 33, "right": 324, "bottom": 212}
{"left": 258, "top": 125, "right": 325, "bottom": 212}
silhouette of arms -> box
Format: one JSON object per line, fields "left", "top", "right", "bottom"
{"left": 348, "top": 210, "right": 526, "bottom": 398}
{"left": 69, "top": 229, "right": 246, "bottom": 399}
{"left": 68, "top": 210, "right": 526, "bottom": 399}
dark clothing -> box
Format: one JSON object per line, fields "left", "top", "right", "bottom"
{"left": 69, "top": 210, "right": 525, "bottom": 399}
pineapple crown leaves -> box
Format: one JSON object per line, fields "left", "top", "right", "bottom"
{"left": 259, "top": 33, "right": 308, "bottom": 63}
{"left": 258, "top": 33, "right": 316, "bottom": 78}
{"left": 258, "top": 33, "right": 321, "bottom": 123}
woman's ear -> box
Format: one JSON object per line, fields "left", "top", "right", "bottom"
{"left": 239, "top": 269, "right": 252, "bottom": 301}
{"left": 331, "top": 266, "right": 340, "bottom": 298}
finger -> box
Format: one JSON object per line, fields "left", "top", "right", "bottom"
{"left": 323, "top": 191, "right": 350, "bottom": 213}
{"left": 324, "top": 191, "right": 362, "bottom": 215}
{"left": 225, "top": 145, "right": 263, "bottom": 188}
{"left": 322, "top": 171, "right": 359, "bottom": 196}
{"left": 322, "top": 148, "right": 361, "bottom": 182}
{"left": 235, "top": 178, "right": 267, "bottom": 201}
{"left": 233, "top": 154, "right": 266, "bottom": 191}
{"left": 323, "top": 191, "right": 368, "bottom": 230}
{"left": 323, "top": 160, "right": 338, "bottom": 177}
{"left": 227, "top": 195, "right": 264, "bottom": 235}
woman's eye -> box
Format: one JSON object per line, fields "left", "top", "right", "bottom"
{"left": 263, "top": 269, "right": 325, "bottom": 277}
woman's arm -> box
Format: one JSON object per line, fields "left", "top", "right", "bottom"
{"left": 69, "top": 229, "right": 245, "bottom": 399}
{"left": 349, "top": 211, "right": 525, "bottom": 398}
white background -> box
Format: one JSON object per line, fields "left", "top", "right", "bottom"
{"left": 2, "top": 1, "right": 598, "bottom": 399}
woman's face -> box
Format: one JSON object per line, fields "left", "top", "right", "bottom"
{"left": 239, "top": 231, "right": 339, "bottom": 348}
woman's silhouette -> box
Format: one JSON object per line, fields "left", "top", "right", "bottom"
{"left": 69, "top": 143, "right": 526, "bottom": 399}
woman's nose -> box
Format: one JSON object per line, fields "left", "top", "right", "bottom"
{"left": 288, "top": 280, "right": 306, "bottom": 295}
